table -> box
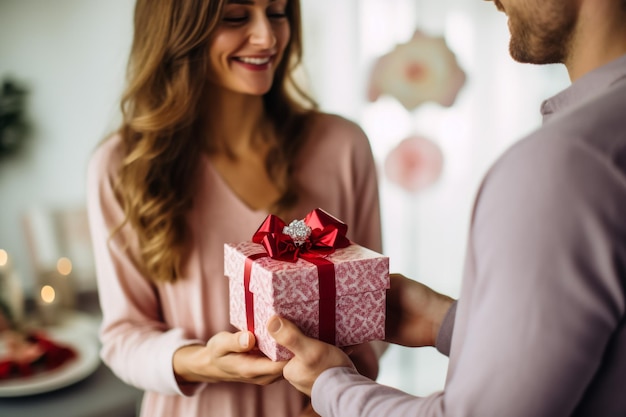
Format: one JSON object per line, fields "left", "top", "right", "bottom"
{"left": 0, "top": 362, "right": 142, "bottom": 417}
{"left": 0, "top": 299, "right": 143, "bottom": 417}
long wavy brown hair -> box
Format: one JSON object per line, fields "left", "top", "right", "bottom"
{"left": 114, "top": 0, "right": 317, "bottom": 283}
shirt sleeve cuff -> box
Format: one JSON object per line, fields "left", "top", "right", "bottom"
{"left": 435, "top": 300, "right": 457, "bottom": 356}
{"left": 311, "top": 366, "right": 368, "bottom": 414}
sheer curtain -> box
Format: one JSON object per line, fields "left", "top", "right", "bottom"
{"left": 301, "top": 0, "right": 570, "bottom": 395}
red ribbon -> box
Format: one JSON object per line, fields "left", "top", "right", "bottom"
{"left": 243, "top": 208, "right": 350, "bottom": 345}
{"left": 252, "top": 208, "right": 350, "bottom": 262}
{"left": 243, "top": 253, "right": 268, "bottom": 335}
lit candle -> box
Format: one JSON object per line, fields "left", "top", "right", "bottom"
{"left": 37, "top": 257, "right": 76, "bottom": 311}
{"left": 26, "top": 208, "right": 60, "bottom": 270}
{"left": 55, "top": 257, "right": 75, "bottom": 309}
{"left": 0, "top": 249, "right": 24, "bottom": 324}
{"left": 0, "top": 249, "right": 7, "bottom": 285}
{"left": 37, "top": 284, "right": 60, "bottom": 326}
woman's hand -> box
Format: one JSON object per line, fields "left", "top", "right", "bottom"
{"left": 385, "top": 273, "right": 455, "bottom": 347}
{"left": 173, "top": 330, "right": 285, "bottom": 388}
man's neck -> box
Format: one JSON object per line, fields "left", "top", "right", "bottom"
{"left": 565, "top": 1, "right": 626, "bottom": 82}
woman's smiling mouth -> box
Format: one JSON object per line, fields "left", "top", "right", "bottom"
{"left": 233, "top": 56, "right": 273, "bottom": 66}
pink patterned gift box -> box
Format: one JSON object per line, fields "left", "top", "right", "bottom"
{"left": 224, "top": 241, "right": 389, "bottom": 361}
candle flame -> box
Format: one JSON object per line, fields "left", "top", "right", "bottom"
{"left": 57, "top": 257, "right": 73, "bottom": 276}
{"left": 0, "top": 249, "right": 7, "bottom": 267}
{"left": 41, "top": 285, "right": 56, "bottom": 303}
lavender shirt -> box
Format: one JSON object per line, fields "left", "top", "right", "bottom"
{"left": 313, "top": 54, "right": 626, "bottom": 417}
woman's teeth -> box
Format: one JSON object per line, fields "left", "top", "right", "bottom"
{"left": 237, "top": 57, "right": 270, "bottom": 65}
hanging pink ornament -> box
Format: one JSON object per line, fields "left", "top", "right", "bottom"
{"left": 384, "top": 135, "right": 444, "bottom": 193}
{"left": 368, "top": 30, "right": 466, "bottom": 111}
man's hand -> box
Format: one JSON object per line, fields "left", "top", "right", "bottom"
{"left": 267, "top": 316, "right": 354, "bottom": 396}
{"left": 386, "top": 273, "right": 455, "bottom": 347}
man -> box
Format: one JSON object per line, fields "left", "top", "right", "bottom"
{"left": 266, "top": 0, "right": 626, "bottom": 415}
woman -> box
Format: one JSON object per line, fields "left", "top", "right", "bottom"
{"left": 86, "top": 0, "right": 384, "bottom": 416}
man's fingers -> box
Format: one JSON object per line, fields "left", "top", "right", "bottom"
{"left": 267, "top": 316, "right": 313, "bottom": 359}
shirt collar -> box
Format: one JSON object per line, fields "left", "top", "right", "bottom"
{"left": 540, "top": 53, "right": 626, "bottom": 123}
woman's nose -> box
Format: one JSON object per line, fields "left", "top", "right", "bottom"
{"left": 249, "top": 15, "right": 276, "bottom": 49}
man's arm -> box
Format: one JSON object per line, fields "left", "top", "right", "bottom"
{"left": 385, "top": 274, "right": 455, "bottom": 349}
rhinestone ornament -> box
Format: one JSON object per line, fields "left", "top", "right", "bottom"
{"left": 282, "top": 219, "right": 312, "bottom": 246}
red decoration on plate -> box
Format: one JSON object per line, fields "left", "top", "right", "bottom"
{"left": 0, "top": 331, "right": 77, "bottom": 380}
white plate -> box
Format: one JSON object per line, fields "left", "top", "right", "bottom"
{"left": 0, "top": 319, "right": 101, "bottom": 397}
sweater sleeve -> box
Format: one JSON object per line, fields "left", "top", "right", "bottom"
{"left": 86, "top": 139, "right": 205, "bottom": 395}
{"left": 311, "top": 137, "right": 625, "bottom": 416}
{"left": 348, "top": 121, "right": 383, "bottom": 255}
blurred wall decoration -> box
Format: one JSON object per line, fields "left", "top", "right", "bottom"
{"left": 384, "top": 135, "right": 444, "bottom": 193}
{"left": 0, "top": 78, "right": 30, "bottom": 161}
{"left": 367, "top": 27, "right": 465, "bottom": 193}
{"left": 368, "top": 29, "right": 466, "bottom": 111}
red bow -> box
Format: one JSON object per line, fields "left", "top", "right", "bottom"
{"left": 252, "top": 208, "right": 350, "bottom": 262}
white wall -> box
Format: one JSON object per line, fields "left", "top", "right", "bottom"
{"left": 0, "top": 0, "right": 134, "bottom": 292}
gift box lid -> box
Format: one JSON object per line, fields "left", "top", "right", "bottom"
{"left": 224, "top": 241, "right": 389, "bottom": 306}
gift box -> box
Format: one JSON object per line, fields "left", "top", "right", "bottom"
{"left": 224, "top": 209, "right": 389, "bottom": 361}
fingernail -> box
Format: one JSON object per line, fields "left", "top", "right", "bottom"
{"left": 239, "top": 332, "right": 249, "bottom": 348}
{"left": 268, "top": 317, "right": 282, "bottom": 334}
